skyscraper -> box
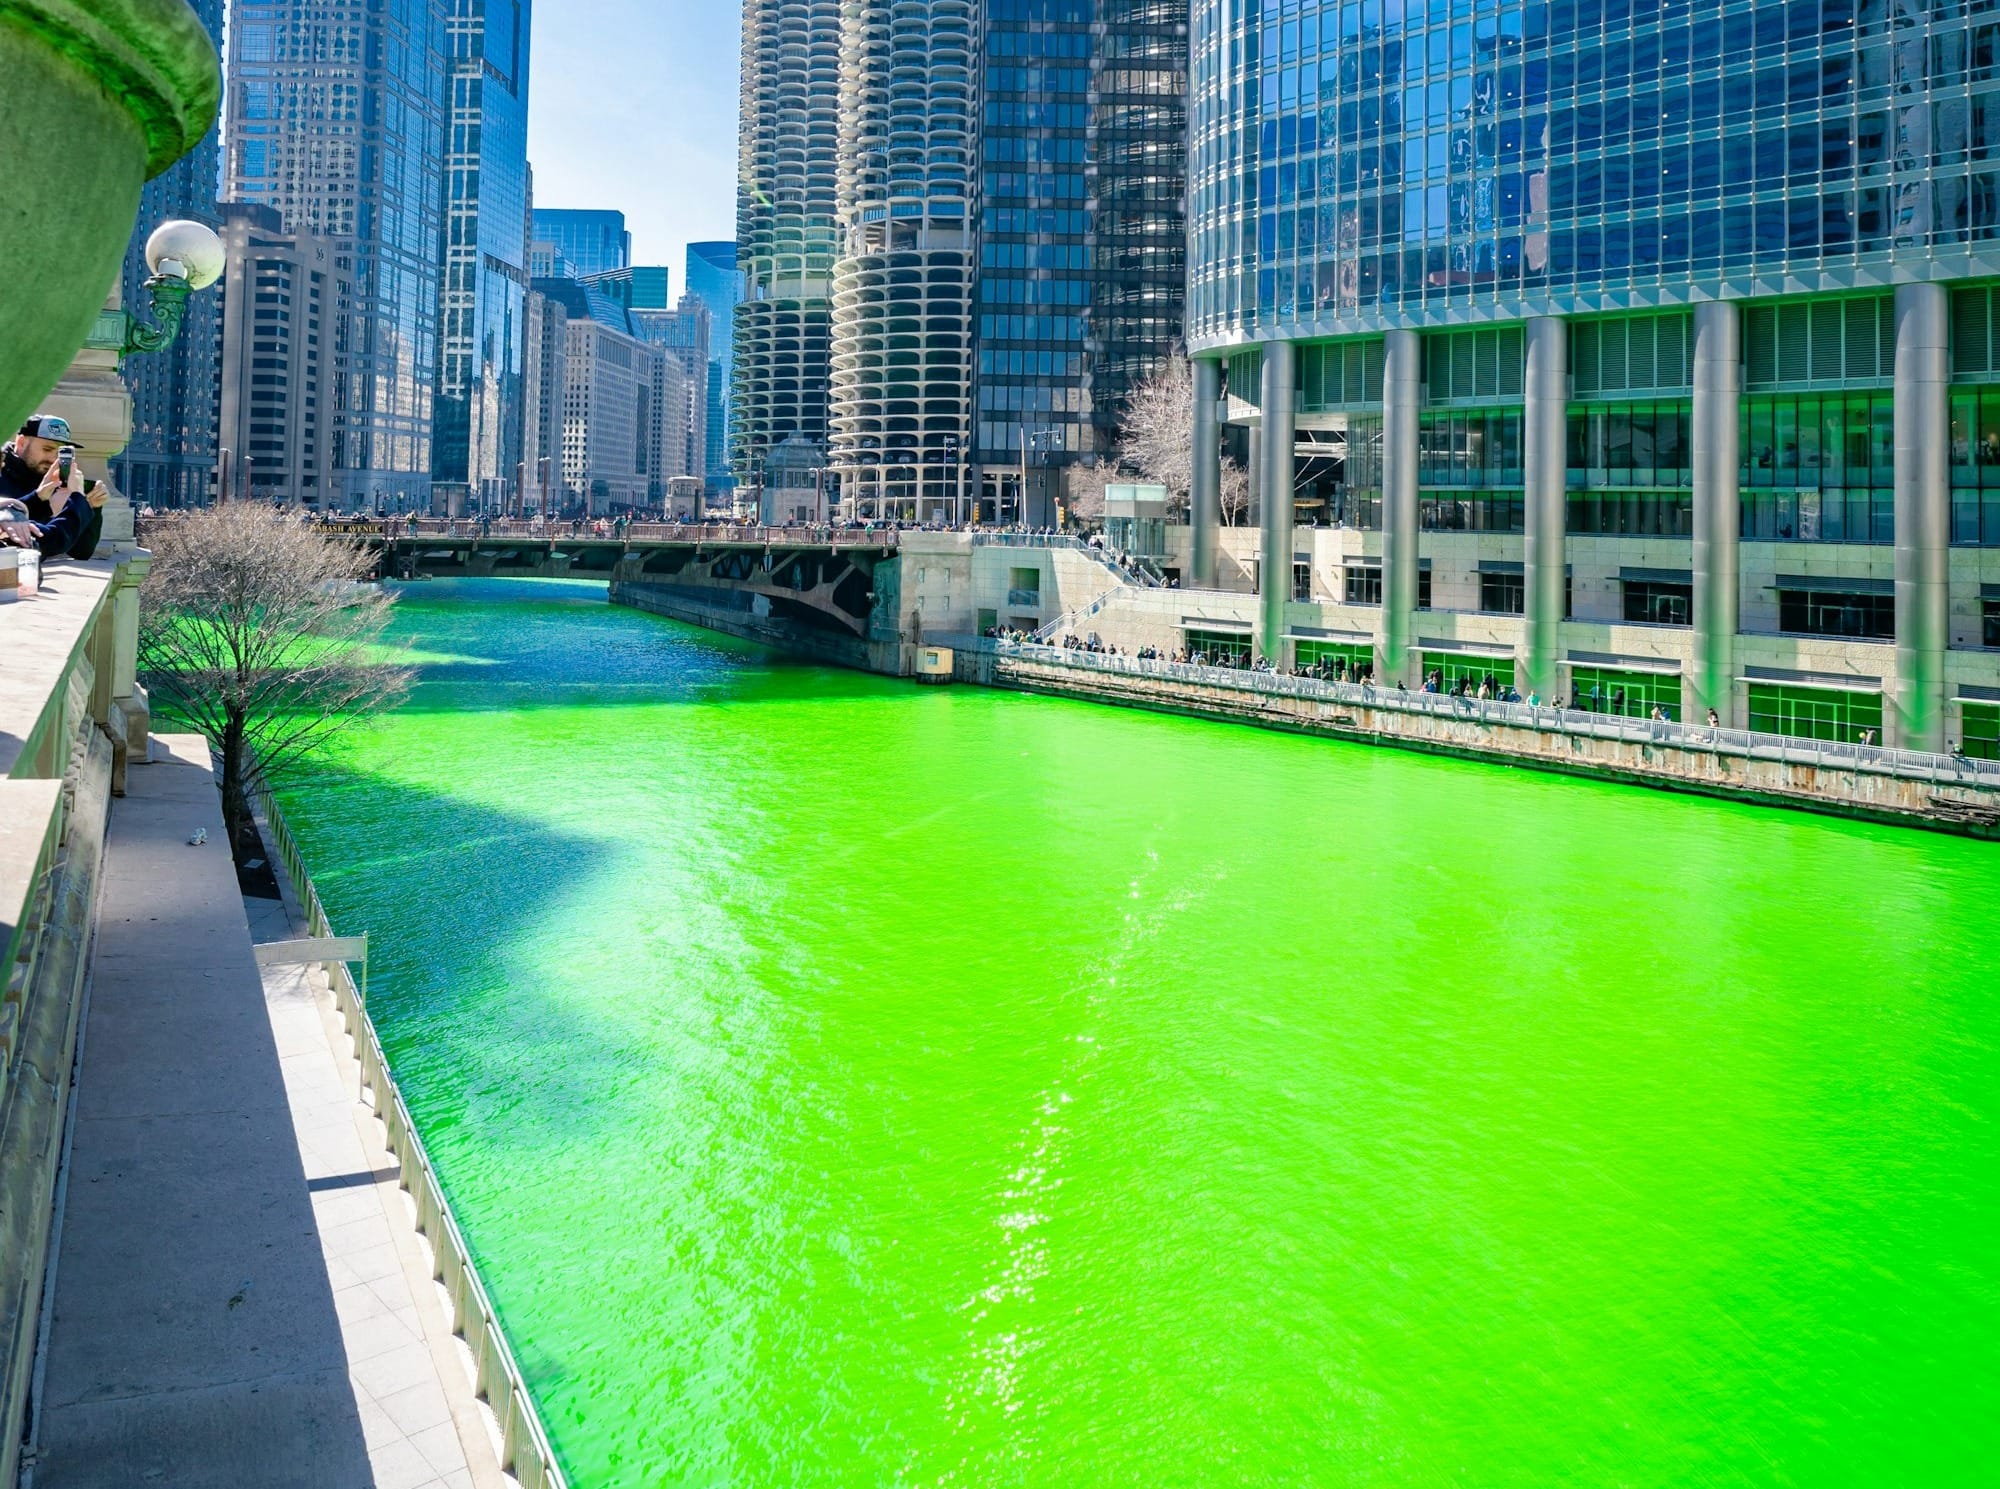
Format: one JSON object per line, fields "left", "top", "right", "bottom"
{"left": 828, "top": 0, "right": 978, "bottom": 520}
{"left": 685, "top": 241, "right": 742, "bottom": 490}
{"left": 1184, "top": 0, "right": 2000, "bottom": 753}
{"left": 112, "top": 0, "right": 223, "bottom": 510}
{"left": 224, "top": 0, "right": 447, "bottom": 509}
{"left": 733, "top": 0, "right": 841, "bottom": 481}
{"left": 434, "top": 0, "right": 533, "bottom": 514}
{"left": 532, "top": 209, "right": 633, "bottom": 279}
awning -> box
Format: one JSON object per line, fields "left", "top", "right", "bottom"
{"left": 1565, "top": 652, "right": 1684, "bottom": 676}
{"left": 1344, "top": 557, "right": 1433, "bottom": 569}
{"left": 1773, "top": 574, "right": 1894, "bottom": 596}
{"left": 1418, "top": 638, "right": 1517, "bottom": 657}
{"left": 1738, "top": 675, "right": 1883, "bottom": 695}
{"left": 1477, "top": 560, "right": 1524, "bottom": 575}
{"left": 1181, "top": 616, "right": 1253, "bottom": 632}
{"left": 1288, "top": 625, "right": 1373, "bottom": 642}
{"left": 1619, "top": 566, "right": 1693, "bottom": 585}
{"left": 1959, "top": 684, "right": 2000, "bottom": 703}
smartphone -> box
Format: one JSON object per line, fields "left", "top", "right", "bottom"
{"left": 57, "top": 445, "right": 75, "bottom": 485}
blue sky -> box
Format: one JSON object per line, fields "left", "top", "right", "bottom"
{"left": 527, "top": 0, "right": 740, "bottom": 282}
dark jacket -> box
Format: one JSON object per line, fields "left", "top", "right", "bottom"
{"left": 1, "top": 442, "right": 104, "bottom": 559}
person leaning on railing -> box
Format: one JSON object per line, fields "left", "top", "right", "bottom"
{"left": 1, "top": 414, "right": 106, "bottom": 558}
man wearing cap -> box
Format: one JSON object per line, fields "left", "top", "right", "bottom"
{"left": 0, "top": 415, "right": 107, "bottom": 559}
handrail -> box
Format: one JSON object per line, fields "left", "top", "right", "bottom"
{"left": 956, "top": 638, "right": 2000, "bottom": 789}
{"left": 253, "top": 784, "right": 571, "bottom": 1489}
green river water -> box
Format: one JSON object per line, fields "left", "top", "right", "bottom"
{"left": 281, "top": 579, "right": 2000, "bottom": 1487}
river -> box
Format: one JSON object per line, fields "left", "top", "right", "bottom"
{"left": 280, "top": 578, "right": 2000, "bottom": 1487}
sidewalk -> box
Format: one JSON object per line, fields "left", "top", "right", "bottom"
{"left": 30, "top": 736, "right": 500, "bottom": 1489}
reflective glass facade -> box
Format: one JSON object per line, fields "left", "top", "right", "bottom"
{"left": 435, "top": 0, "right": 532, "bottom": 511}
{"left": 685, "top": 242, "right": 743, "bottom": 487}
{"left": 532, "top": 210, "right": 633, "bottom": 280}
{"left": 1189, "top": 0, "right": 2000, "bottom": 344}
{"left": 227, "top": 0, "right": 447, "bottom": 507}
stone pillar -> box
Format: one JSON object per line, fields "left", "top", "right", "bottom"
{"left": 1894, "top": 280, "right": 1951, "bottom": 751}
{"left": 103, "top": 555, "right": 152, "bottom": 793}
{"left": 1190, "top": 356, "right": 1223, "bottom": 588}
{"left": 1258, "top": 341, "right": 1297, "bottom": 665}
{"left": 1692, "top": 300, "right": 1742, "bottom": 726}
{"left": 1523, "top": 316, "right": 1567, "bottom": 702}
{"left": 1381, "top": 328, "right": 1422, "bottom": 686}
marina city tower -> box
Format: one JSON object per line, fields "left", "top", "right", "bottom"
{"left": 1185, "top": 0, "right": 2000, "bottom": 754}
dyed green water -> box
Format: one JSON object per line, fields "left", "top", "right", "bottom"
{"left": 282, "top": 579, "right": 2000, "bottom": 1487}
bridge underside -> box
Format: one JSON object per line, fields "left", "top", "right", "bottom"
{"left": 376, "top": 540, "right": 883, "bottom": 636}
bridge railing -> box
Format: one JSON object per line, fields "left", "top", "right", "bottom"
{"left": 339, "top": 518, "right": 902, "bottom": 549}
{"left": 253, "top": 784, "right": 571, "bottom": 1489}
{"left": 941, "top": 636, "right": 2000, "bottom": 789}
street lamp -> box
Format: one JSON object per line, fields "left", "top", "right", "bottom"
{"left": 114, "top": 220, "right": 225, "bottom": 362}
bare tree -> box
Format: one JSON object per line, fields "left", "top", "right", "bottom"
{"left": 139, "top": 504, "right": 414, "bottom": 853}
{"left": 1064, "top": 463, "right": 1114, "bottom": 527}
{"left": 1116, "top": 355, "right": 1254, "bottom": 526}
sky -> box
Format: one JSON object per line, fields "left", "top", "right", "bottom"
{"left": 526, "top": 0, "right": 740, "bottom": 283}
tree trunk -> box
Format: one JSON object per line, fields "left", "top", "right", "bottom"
{"left": 219, "top": 710, "right": 254, "bottom": 858}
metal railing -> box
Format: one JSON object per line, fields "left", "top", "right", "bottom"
{"left": 335, "top": 518, "right": 900, "bottom": 549}
{"left": 253, "top": 784, "right": 571, "bottom": 1489}
{"left": 948, "top": 637, "right": 2000, "bottom": 788}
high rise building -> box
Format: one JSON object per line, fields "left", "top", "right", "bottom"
{"left": 827, "top": 0, "right": 978, "bottom": 520}
{"left": 532, "top": 209, "right": 633, "bottom": 279}
{"left": 112, "top": 0, "right": 223, "bottom": 510}
{"left": 522, "top": 287, "right": 569, "bottom": 512}
{"left": 733, "top": 0, "right": 842, "bottom": 481}
{"left": 224, "top": 0, "right": 447, "bottom": 509}
{"left": 685, "top": 241, "right": 743, "bottom": 490}
{"left": 1184, "top": 0, "right": 2000, "bottom": 755}
{"left": 971, "top": 0, "right": 1188, "bottom": 522}
{"left": 214, "top": 204, "right": 354, "bottom": 509}
{"left": 434, "top": 0, "right": 534, "bottom": 515}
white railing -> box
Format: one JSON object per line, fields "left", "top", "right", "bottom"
{"left": 254, "top": 785, "right": 571, "bottom": 1489}
{"left": 947, "top": 637, "right": 2000, "bottom": 789}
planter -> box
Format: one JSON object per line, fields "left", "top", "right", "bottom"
{"left": 0, "top": 0, "right": 219, "bottom": 433}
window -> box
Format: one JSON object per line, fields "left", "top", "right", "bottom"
{"left": 1184, "top": 627, "right": 1252, "bottom": 662}
{"left": 1007, "top": 565, "right": 1041, "bottom": 606}
{"left": 1295, "top": 640, "right": 1372, "bottom": 674}
{"left": 1777, "top": 586, "right": 1894, "bottom": 638}
{"left": 1345, "top": 566, "right": 1383, "bottom": 605}
{"left": 1963, "top": 702, "right": 2000, "bottom": 760}
{"left": 1747, "top": 684, "right": 1884, "bottom": 744}
{"left": 1985, "top": 597, "right": 2000, "bottom": 648}
{"left": 1420, "top": 651, "right": 1516, "bottom": 695}
{"left": 1567, "top": 667, "right": 1683, "bottom": 720}
{"left": 1623, "top": 579, "right": 1692, "bottom": 625}
{"left": 1478, "top": 569, "right": 1525, "bottom": 615}
{"left": 1293, "top": 561, "right": 1312, "bottom": 600}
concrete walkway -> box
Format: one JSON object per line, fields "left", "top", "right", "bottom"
{"left": 31, "top": 736, "right": 500, "bottom": 1489}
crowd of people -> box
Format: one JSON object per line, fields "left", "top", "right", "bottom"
{"left": 0, "top": 414, "right": 108, "bottom": 562}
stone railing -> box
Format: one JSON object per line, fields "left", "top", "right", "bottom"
{"left": 254, "top": 784, "right": 571, "bottom": 1489}
{"left": 0, "top": 553, "right": 151, "bottom": 1487}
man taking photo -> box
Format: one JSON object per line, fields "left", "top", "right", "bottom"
{"left": 0, "top": 414, "right": 107, "bottom": 559}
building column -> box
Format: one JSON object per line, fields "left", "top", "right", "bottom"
{"left": 1258, "top": 341, "right": 1298, "bottom": 665}
{"left": 1523, "top": 316, "right": 1567, "bottom": 702}
{"left": 1895, "top": 280, "right": 1951, "bottom": 751}
{"left": 1191, "top": 356, "right": 1223, "bottom": 588}
{"left": 1380, "top": 328, "right": 1421, "bottom": 686}
{"left": 1692, "top": 299, "right": 1742, "bottom": 726}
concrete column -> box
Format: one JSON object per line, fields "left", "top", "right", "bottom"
{"left": 1522, "top": 316, "right": 1567, "bottom": 702}
{"left": 1894, "top": 280, "right": 1951, "bottom": 751}
{"left": 1258, "top": 341, "right": 1298, "bottom": 665}
{"left": 1191, "top": 356, "right": 1223, "bottom": 588}
{"left": 1692, "top": 299, "right": 1742, "bottom": 726}
{"left": 1380, "top": 328, "right": 1422, "bottom": 686}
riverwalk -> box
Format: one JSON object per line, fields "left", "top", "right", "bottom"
{"left": 25, "top": 736, "right": 497, "bottom": 1489}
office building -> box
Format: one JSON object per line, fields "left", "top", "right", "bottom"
{"left": 532, "top": 209, "right": 632, "bottom": 279}
{"left": 214, "top": 203, "right": 353, "bottom": 509}
{"left": 686, "top": 241, "right": 743, "bottom": 489}
{"left": 112, "top": 0, "right": 223, "bottom": 510}
{"left": 973, "top": 0, "right": 1189, "bottom": 522}
{"left": 522, "top": 287, "right": 569, "bottom": 513}
{"left": 562, "top": 317, "right": 661, "bottom": 513}
{"left": 734, "top": 0, "right": 842, "bottom": 482}
{"left": 1183, "top": 0, "right": 2000, "bottom": 754}
{"left": 434, "top": 0, "right": 534, "bottom": 514}
{"left": 224, "top": 0, "right": 447, "bottom": 508}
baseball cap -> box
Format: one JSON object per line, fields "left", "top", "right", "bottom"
{"left": 17, "top": 415, "right": 83, "bottom": 449}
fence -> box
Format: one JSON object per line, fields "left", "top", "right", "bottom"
{"left": 950, "top": 637, "right": 2000, "bottom": 789}
{"left": 253, "top": 784, "right": 571, "bottom": 1489}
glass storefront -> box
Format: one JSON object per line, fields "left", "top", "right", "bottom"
{"left": 1963, "top": 701, "right": 2000, "bottom": 760}
{"left": 1567, "top": 666, "right": 1682, "bottom": 720}
{"left": 1747, "top": 683, "right": 1884, "bottom": 744}
{"left": 1420, "top": 651, "right": 1515, "bottom": 695}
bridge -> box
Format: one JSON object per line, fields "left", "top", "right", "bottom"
{"left": 332, "top": 521, "right": 900, "bottom": 636}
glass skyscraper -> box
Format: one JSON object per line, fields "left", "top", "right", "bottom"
{"left": 225, "top": 0, "right": 446, "bottom": 508}
{"left": 1185, "top": 0, "right": 2000, "bottom": 752}
{"left": 685, "top": 241, "right": 742, "bottom": 489}
{"left": 533, "top": 210, "right": 633, "bottom": 281}
{"left": 434, "top": 0, "right": 533, "bottom": 514}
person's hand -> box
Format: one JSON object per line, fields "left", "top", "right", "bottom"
{"left": 84, "top": 478, "right": 107, "bottom": 510}
{"left": 3, "top": 522, "right": 37, "bottom": 547}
